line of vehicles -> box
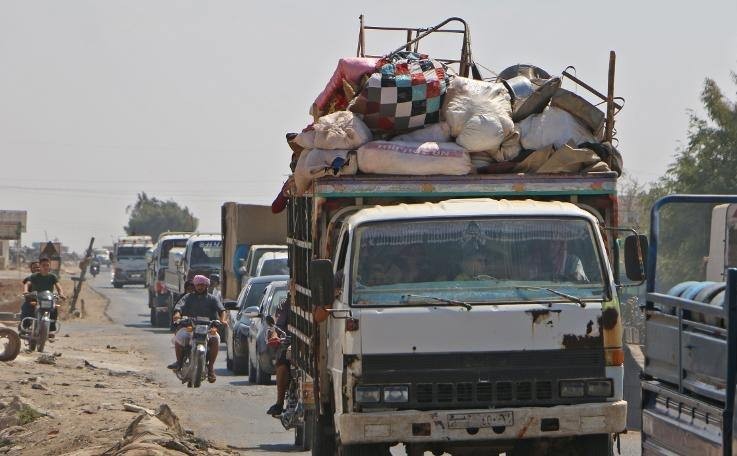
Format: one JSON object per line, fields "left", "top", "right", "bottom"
{"left": 117, "top": 17, "right": 737, "bottom": 455}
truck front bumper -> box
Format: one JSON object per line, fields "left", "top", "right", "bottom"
{"left": 338, "top": 400, "right": 626, "bottom": 444}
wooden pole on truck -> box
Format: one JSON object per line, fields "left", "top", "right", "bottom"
{"left": 70, "top": 237, "right": 95, "bottom": 314}
{"left": 605, "top": 51, "right": 617, "bottom": 165}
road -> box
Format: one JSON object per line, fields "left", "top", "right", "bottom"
{"left": 89, "top": 272, "right": 642, "bottom": 456}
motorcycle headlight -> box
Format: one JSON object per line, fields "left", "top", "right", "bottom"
{"left": 559, "top": 380, "right": 586, "bottom": 398}
{"left": 383, "top": 385, "right": 409, "bottom": 403}
{"left": 355, "top": 386, "right": 381, "bottom": 404}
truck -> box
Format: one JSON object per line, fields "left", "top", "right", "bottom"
{"left": 112, "top": 235, "right": 153, "bottom": 288}
{"left": 280, "top": 18, "right": 643, "bottom": 455}
{"left": 145, "top": 232, "right": 191, "bottom": 327}
{"left": 220, "top": 202, "right": 287, "bottom": 301}
{"left": 640, "top": 194, "right": 737, "bottom": 455}
{"left": 164, "top": 233, "right": 222, "bottom": 303}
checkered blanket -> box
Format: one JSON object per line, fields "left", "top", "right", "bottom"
{"left": 350, "top": 52, "right": 450, "bottom": 133}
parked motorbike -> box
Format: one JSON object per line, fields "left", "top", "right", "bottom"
{"left": 174, "top": 317, "right": 221, "bottom": 388}
{"left": 89, "top": 261, "right": 100, "bottom": 277}
{"left": 268, "top": 324, "right": 313, "bottom": 450}
{"left": 20, "top": 291, "right": 60, "bottom": 353}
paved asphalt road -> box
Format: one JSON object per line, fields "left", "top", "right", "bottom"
{"left": 90, "top": 273, "right": 641, "bottom": 455}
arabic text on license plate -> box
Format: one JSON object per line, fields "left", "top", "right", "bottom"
{"left": 447, "top": 411, "right": 514, "bottom": 429}
{"left": 131, "top": 274, "right": 141, "bottom": 278}
{"left": 194, "top": 325, "right": 208, "bottom": 335}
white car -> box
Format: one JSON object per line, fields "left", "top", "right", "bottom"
{"left": 254, "top": 252, "right": 289, "bottom": 277}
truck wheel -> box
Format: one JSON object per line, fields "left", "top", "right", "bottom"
{"left": 338, "top": 443, "right": 391, "bottom": 456}
{"left": 310, "top": 411, "right": 335, "bottom": 456}
{"left": 297, "top": 409, "right": 314, "bottom": 450}
{"left": 113, "top": 282, "right": 123, "bottom": 289}
{"left": 570, "top": 434, "right": 613, "bottom": 456}
{"left": 0, "top": 327, "right": 21, "bottom": 362}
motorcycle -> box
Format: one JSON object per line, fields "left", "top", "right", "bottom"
{"left": 20, "top": 291, "right": 60, "bottom": 353}
{"left": 174, "top": 317, "right": 221, "bottom": 388}
{"left": 89, "top": 261, "right": 100, "bottom": 277}
{"left": 268, "top": 323, "right": 313, "bottom": 450}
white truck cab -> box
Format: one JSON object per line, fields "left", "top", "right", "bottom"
{"left": 320, "top": 199, "right": 625, "bottom": 452}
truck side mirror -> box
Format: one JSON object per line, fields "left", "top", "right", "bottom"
{"left": 624, "top": 234, "right": 648, "bottom": 281}
{"left": 310, "top": 259, "right": 335, "bottom": 307}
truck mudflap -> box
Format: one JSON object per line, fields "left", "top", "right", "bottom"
{"left": 337, "top": 400, "right": 626, "bottom": 445}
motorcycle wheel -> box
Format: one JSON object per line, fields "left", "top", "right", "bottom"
{"left": 150, "top": 307, "right": 157, "bottom": 326}
{"left": 37, "top": 320, "right": 49, "bottom": 353}
{"left": 0, "top": 327, "right": 21, "bottom": 362}
{"left": 248, "top": 353, "right": 257, "bottom": 384}
{"left": 232, "top": 343, "right": 249, "bottom": 375}
{"left": 28, "top": 322, "right": 37, "bottom": 352}
{"left": 193, "top": 351, "right": 205, "bottom": 388}
{"left": 256, "top": 359, "right": 271, "bottom": 385}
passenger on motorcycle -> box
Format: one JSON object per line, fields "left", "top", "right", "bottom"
{"left": 168, "top": 274, "right": 226, "bottom": 383}
{"left": 21, "top": 257, "right": 65, "bottom": 331}
{"left": 20, "top": 261, "right": 40, "bottom": 293}
{"left": 267, "top": 294, "right": 291, "bottom": 416}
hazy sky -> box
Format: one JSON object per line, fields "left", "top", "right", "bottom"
{"left": 1, "top": 1, "right": 736, "bottom": 252}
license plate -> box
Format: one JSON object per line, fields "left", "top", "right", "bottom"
{"left": 194, "top": 325, "right": 208, "bottom": 335}
{"left": 39, "top": 301, "right": 54, "bottom": 310}
{"left": 130, "top": 274, "right": 141, "bottom": 278}
{"left": 447, "top": 411, "right": 514, "bottom": 429}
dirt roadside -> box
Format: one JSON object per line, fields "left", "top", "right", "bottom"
{"left": 0, "top": 273, "right": 237, "bottom": 455}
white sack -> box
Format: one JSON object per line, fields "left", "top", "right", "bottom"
{"left": 294, "top": 149, "right": 356, "bottom": 195}
{"left": 392, "top": 122, "right": 452, "bottom": 143}
{"left": 312, "top": 111, "right": 372, "bottom": 150}
{"left": 294, "top": 130, "right": 316, "bottom": 149}
{"left": 357, "top": 141, "right": 471, "bottom": 176}
{"left": 518, "top": 106, "right": 596, "bottom": 150}
{"left": 443, "top": 77, "right": 514, "bottom": 153}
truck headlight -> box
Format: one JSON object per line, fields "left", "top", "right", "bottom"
{"left": 559, "top": 380, "right": 585, "bottom": 398}
{"left": 355, "top": 386, "right": 381, "bottom": 403}
{"left": 383, "top": 385, "right": 409, "bottom": 403}
{"left": 586, "top": 379, "right": 613, "bottom": 397}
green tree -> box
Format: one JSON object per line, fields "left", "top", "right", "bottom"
{"left": 645, "top": 73, "right": 737, "bottom": 288}
{"left": 125, "top": 192, "right": 198, "bottom": 239}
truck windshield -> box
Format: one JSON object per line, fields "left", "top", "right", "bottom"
{"left": 351, "top": 218, "right": 606, "bottom": 306}
{"left": 190, "top": 241, "right": 222, "bottom": 266}
{"left": 116, "top": 246, "right": 149, "bottom": 259}
{"left": 160, "top": 239, "right": 188, "bottom": 266}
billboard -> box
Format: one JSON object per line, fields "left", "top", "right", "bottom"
{"left": 0, "top": 210, "right": 27, "bottom": 240}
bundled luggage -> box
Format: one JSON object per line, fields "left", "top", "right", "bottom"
{"left": 281, "top": 29, "right": 624, "bottom": 197}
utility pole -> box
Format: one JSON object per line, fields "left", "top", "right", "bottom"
{"left": 70, "top": 237, "right": 95, "bottom": 314}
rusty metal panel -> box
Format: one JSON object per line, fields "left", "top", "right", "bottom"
{"left": 313, "top": 174, "right": 617, "bottom": 199}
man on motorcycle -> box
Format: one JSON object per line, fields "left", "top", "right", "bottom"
{"left": 168, "top": 275, "right": 226, "bottom": 383}
{"left": 267, "top": 294, "right": 291, "bottom": 416}
{"left": 21, "top": 257, "right": 65, "bottom": 331}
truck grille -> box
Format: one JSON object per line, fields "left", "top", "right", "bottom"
{"left": 359, "top": 349, "right": 605, "bottom": 410}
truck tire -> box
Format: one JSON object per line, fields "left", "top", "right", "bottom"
{"left": 297, "top": 408, "right": 314, "bottom": 450}
{"left": 571, "top": 434, "right": 613, "bottom": 456}
{"left": 0, "top": 327, "right": 21, "bottom": 362}
{"left": 310, "top": 411, "right": 335, "bottom": 456}
{"left": 338, "top": 443, "right": 391, "bottom": 456}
